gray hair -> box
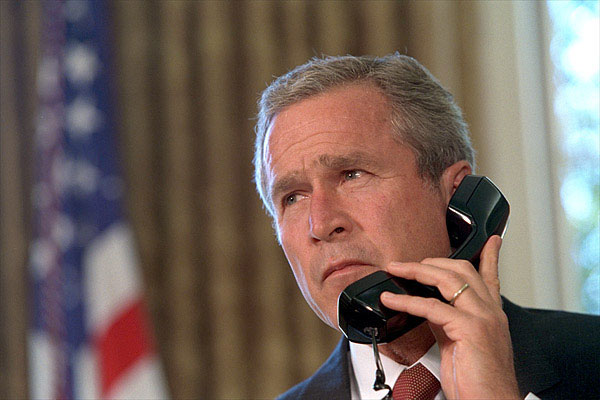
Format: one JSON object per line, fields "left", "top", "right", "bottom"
{"left": 254, "top": 53, "right": 475, "bottom": 217}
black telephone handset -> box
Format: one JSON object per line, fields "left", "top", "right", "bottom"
{"left": 338, "top": 175, "right": 510, "bottom": 344}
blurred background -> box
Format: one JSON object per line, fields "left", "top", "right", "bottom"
{"left": 1, "top": 1, "right": 598, "bottom": 399}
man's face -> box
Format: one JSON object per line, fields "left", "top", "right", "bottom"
{"left": 264, "top": 84, "right": 452, "bottom": 329}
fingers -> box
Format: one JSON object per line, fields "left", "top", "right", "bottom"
{"left": 385, "top": 235, "right": 503, "bottom": 307}
{"left": 380, "top": 291, "right": 473, "bottom": 327}
{"left": 381, "top": 236, "right": 505, "bottom": 333}
{"left": 385, "top": 260, "right": 491, "bottom": 307}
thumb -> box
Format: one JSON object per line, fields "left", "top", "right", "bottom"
{"left": 479, "top": 235, "right": 503, "bottom": 304}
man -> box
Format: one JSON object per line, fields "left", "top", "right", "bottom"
{"left": 253, "top": 54, "right": 599, "bottom": 399}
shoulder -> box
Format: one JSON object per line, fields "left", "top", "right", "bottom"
{"left": 503, "top": 298, "right": 600, "bottom": 398}
{"left": 277, "top": 338, "right": 351, "bottom": 400}
{"left": 504, "top": 297, "right": 600, "bottom": 349}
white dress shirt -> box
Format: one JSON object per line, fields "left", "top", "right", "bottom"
{"left": 348, "top": 341, "right": 540, "bottom": 400}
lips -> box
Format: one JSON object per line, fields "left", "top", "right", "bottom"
{"left": 322, "top": 259, "right": 373, "bottom": 281}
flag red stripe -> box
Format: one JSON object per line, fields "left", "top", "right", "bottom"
{"left": 96, "top": 299, "right": 154, "bottom": 395}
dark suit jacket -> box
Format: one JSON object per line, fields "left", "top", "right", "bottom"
{"left": 278, "top": 299, "right": 600, "bottom": 399}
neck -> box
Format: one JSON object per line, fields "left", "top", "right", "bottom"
{"left": 378, "top": 323, "right": 436, "bottom": 365}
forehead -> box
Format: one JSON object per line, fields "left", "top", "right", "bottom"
{"left": 263, "top": 84, "right": 394, "bottom": 165}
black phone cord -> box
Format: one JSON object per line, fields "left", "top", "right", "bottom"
{"left": 364, "top": 327, "right": 393, "bottom": 400}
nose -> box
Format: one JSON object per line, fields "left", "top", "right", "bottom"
{"left": 309, "top": 189, "right": 353, "bottom": 242}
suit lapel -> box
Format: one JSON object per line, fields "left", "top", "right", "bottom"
{"left": 300, "top": 337, "right": 352, "bottom": 399}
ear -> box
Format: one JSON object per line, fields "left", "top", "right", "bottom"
{"left": 439, "top": 161, "right": 472, "bottom": 203}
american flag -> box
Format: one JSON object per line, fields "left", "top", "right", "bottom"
{"left": 29, "top": 1, "right": 169, "bottom": 398}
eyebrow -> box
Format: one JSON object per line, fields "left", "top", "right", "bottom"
{"left": 270, "top": 173, "right": 303, "bottom": 204}
{"left": 316, "top": 152, "right": 377, "bottom": 170}
{"left": 269, "top": 151, "right": 378, "bottom": 202}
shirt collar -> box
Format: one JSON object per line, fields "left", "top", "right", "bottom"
{"left": 349, "top": 341, "right": 441, "bottom": 399}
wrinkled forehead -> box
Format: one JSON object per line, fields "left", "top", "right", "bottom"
{"left": 264, "top": 114, "right": 385, "bottom": 153}
{"left": 263, "top": 83, "right": 392, "bottom": 154}
{"left": 264, "top": 108, "right": 392, "bottom": 166}
{"left": 262, "top": 116, "right": 395, "bottom": 198}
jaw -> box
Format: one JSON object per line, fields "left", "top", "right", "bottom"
{"left": 288, "top": 259, "right": 337, "bottom": 329}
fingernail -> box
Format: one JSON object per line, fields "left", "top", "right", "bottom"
{"left": 381, "top": 292, "right": 393, "bottom": 300}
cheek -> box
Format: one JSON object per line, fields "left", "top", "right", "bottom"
{"left": 376, "top": 197, "right": 414, "bottom": 242}
{"left": 282, "top": 248, "right": 313, "bottom": 303}
{"left": 279, "top": 230, "right": 310, "bottom": 286}
{"left": 370, "top": 189, "right": 449, "bottom": 258}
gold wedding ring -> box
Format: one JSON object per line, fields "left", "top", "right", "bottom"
{"left": 450, "top": 283, "right": 470, "bottom": 305}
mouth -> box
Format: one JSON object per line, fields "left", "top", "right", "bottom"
{"left": 323, "top": 259, "right": 374, "bottom": 282}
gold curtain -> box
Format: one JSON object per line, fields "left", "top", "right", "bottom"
{"left": 1, "top": 2, "right": 411, "bottom": 397}
{"left": 2, "top": 1, "right": 545, "bottom": 398}
{"left": 111, "top": 2, "right": 410, "bottom": 398}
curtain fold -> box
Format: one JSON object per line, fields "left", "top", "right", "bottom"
{"left": 0, "top": 2, "right": 571, "bottom": 398}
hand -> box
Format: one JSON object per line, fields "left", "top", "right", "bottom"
{"left": 380, "top": 236, "right": 521, "bottom": 399}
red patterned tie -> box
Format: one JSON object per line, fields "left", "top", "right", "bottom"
{"left": 392, "top": 363, "right": 440, "bottom": 400}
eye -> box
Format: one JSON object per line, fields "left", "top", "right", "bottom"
{"left": 284, "top": 193, "right": 299, "bottom": 206}
{"left": 285, "top": 194, "right": 296, "bottom": 205}
{"left": 343, "top": 170, "right": 363, "bottom": 181}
